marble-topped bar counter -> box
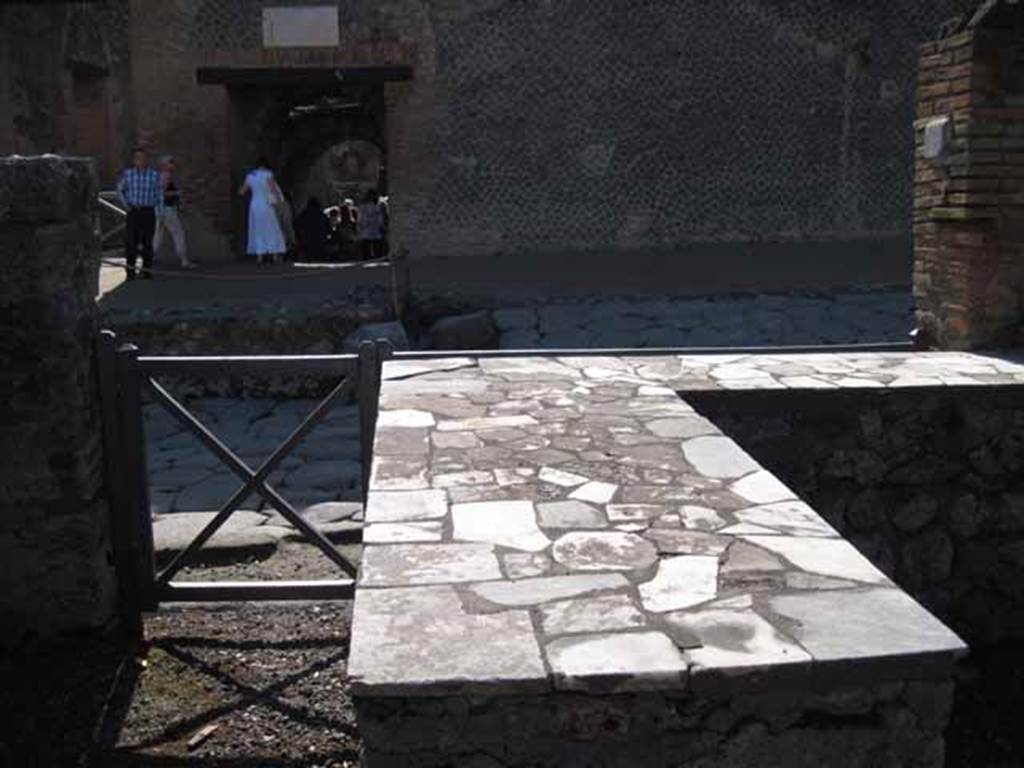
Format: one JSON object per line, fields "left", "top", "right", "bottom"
{"left": 349, "top": 352, "right": 1022, "bottom": 767}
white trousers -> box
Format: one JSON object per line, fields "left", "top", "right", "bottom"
{"left": 153, "top": 207, "right": 189, "bottom": 265}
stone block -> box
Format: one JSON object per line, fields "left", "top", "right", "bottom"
{"left": 0, "top": 155, "right": 96, "bottom": 226}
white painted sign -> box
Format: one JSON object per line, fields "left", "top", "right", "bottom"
{"left": 262, "top": 6, "right": 340, "bottom": 48}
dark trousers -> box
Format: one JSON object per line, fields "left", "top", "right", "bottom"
{"left": 124, "top": 207, "right": 156, "bottom": 275}
{"left": 361, "top": 238, "right": 385, "bottom": 262}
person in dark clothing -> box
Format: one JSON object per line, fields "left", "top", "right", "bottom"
{"left": 116, "top": 147, "right": 162, "bottom": 279}
{"left": 294, "top": 197, "right": 332, "bottom": 262}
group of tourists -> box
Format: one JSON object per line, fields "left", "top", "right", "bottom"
{"left": 117, "top": 149, "right": 390, "bottom": 278}
{"left": 116, "top": 147, "right": 195, "bottom": 279}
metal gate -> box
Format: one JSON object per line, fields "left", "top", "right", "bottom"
{"left": 97, "top": 330, "right": 389, "bottom": 626}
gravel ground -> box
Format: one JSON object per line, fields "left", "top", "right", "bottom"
{"left": 3, "top": 540, "right": 1021, "bottom": 767}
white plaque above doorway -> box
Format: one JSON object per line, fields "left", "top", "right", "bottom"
{"left": 262, "top": 6, "right": 340, "bottom": 48}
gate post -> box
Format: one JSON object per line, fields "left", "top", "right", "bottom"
{"left": 115, "top": 343, "right": 157, "bottom": 611}
{"left": 358, "top": 340, "right": 390, "bottom": 505}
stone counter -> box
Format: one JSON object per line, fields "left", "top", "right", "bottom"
{"left": 343, "top": 352, "right": 1015, "bottom": 766}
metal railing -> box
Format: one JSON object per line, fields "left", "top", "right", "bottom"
{"left": 97, "top": 330, "right": 390, "bottom": 628}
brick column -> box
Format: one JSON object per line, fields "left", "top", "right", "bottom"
{"left": 0, "top": 155, "right": 118, "bottom": 645}
{"left": 913, "top": 23, "right": 1024, "bottom": 349}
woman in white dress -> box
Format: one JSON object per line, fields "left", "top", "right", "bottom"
{"left": 238, "top": 158, "right": 286, "bottom": 264}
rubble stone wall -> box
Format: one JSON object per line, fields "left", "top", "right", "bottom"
{"left": 689, "top": 386, "right": 1024, "bottom": 645}
{"left": 0, "top": 156, "right": 117, "bottom": 645}
{"left": 356, "top": 678, "right": 953, "bottom": 768}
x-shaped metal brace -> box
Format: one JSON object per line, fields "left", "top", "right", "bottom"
{"left": 151, "top": 375, "right": 359, "bottom": 585}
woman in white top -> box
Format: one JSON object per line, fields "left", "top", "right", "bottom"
{"left": 238, "top": 158, "right": 286, "bottom": 264}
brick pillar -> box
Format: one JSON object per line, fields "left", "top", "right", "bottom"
{"left": 913, "top": 21, "right": 1024, "bottom": 350}
{"left": 0, "top": 155, "right": 118, "bottom": 645}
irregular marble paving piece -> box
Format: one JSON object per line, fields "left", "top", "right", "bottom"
{"left": 729, "top": 470, "right": 797, "bottom": 504}
{"left": 639, "top": 555, "right": 719, "bottom": 613}
{"left": 348, "top": 585, "right": 546, "bottom": 695}
{"left": 607, "top": 504, "right": 665, "bottom": 522}
{"left": 538, "top": 467, "right": 590, "bottom": 487}
{"left": 646, "top": 417, "right": 718, "bottom": 439}
{"left": 363, "top": 521, "right": 444, "bottom": 544}
{"left": 546, "top": 631, "right": 689, "bottom": 692}
{"left": 369, "top": 456, "right": 430, "bottom": 491}
{"left": 552, "top": 531, "right": 658, "bottom": 572}
{"left": 644, "top": 529, "right": 731, "bottom": 556}
{"left": 681, "top": 436, "right": 761, "bottom": 479}
{"left": 452, "top": 500, "right": 551, "bottom": 552}
{"left": 671, "top": 608, "right": 811, "bottom": 672}
{"left": 494, "top": 468, "right": 533, "bottom": 486}
{"left": 360, "top": 543, "right": 502, "bottom": 587}
{"left": 432, "top": 470, "right": 495, "bottom": 488}
{"left": 376, "top": 409, "right": 436, "bottom": 428}
{"left": 734, "top": 501, "right": 837, "bottom": 537}
{"left": 431, "top": 432, "right": 482, "bottom": 449}
{"left": 769, "top": 588, "right": 966, "bottom": 662}
{"left": 469, "top": 573, "right": 630, "bottom": 607}
{"left": 540, "top": 593, "right": 647, "bottom": 636}
{"left": 570, "top": 481, "right": 619, "bottom": 504}
{"left": 435, "top": 415, "right": 538, "bottom": 432}
{"left": 742, "top": 536, "right": 889, "bottom": 584}
{"left": 502, "top": 551, "right": 553, "bottom": 580}
{"left": 536, "top": 500, "right": 607, "bottom": 529}
{"left": 718, "top": 522, "right": 781, "bottom": 536}
{"left": 679, "top": 505, "right": 726, "bottom": 531}
{"left": 720, "top": 541, "right": 786, "bottom": 573}
{"left": 365, "top": 489, "right": 449, "bottom": 523}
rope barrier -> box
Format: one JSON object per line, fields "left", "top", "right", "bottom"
{"left": 100, "top": 257, "right": 392, "bottom": 281}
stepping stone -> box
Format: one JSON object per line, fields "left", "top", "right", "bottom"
{"left": 551, "top": 531, "right": 657, "bottom": 572}
{"left": 469, "top": 574, "right": 629, "bottom": 607}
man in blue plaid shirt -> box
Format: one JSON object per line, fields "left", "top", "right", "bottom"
{"left": 116, "top": 147, "right": 163, "bottom": 279}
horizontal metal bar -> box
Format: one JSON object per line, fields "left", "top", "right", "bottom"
{"left": 137, "top": 355, "right": 358, "bottom": 378}
{"left": 388, "top": 342, "right": 915, "bottom": 360}
{"left": 159, "top": 580, "right": 355, "bottom": 602}
{"left": 97, "top": 196, "right": 126, "bottom": 217}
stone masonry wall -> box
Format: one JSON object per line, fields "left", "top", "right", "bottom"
{"left": 0, "top": 156, "right": 118, "bottom": 645}
{"left": 913, "top": 7, "right": 1024, "bottom": 349}
{"left": 132, "top": 0, "right": 965, "bottom": 260}
{"left": 357, "top": 679, "right": 953, "bottom": 768}
{"left": 689, "top": 386, "right": 1024, "bottom": 645}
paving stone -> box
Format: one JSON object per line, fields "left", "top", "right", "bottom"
{"left": 376, "top": 409, "right": 436, "bottom": 428}
{"left": 360, "top": 543, "right": 502, "bottom": 586}
{"left": 743, "top": 536, "right": 890, "bottom": 584}
{"left": 452, "top": 501, "right": 550, "bottom": 552}
{"left": 536, "top": 500, "right": 606, "bottom": 529}
{"left": 729, "top": 470, "right": 797, "bottom": 504}
{"left": 540, "top": 594, "right": 647, "bottom": 636}
{"left": 606, "top": 504, "right": 665, "bottom": 522}
{"left": 644, "top": 529, "right": 731, "bottom": 556}
{"left": 265, "top": 500, "right": 362, "bottom": 527}
{"left": 431, "top": 431, "right": 482, "bottom": 449}
{"left": 546, "top": 631, "right": 688, "bottom": 692}
{"left": 552, "top": 531, "right": 658, "bottom": 572}
{"left": 349, "top": 585, "right": 546, "bottom": 695}
{"left": 369, "top": 456, "right": 430, "bottom": 490}
{"left": 468, "top": 573, "right": 630, "bottom": 607}
{"left": 363, "top": 522, "right": 444, "bottom": 544}
{"left": 569, "top": 481, "right": 619, "bottom": 504}
{"left": 769, "top": 589, "right": 966, "bottom": 663}
{"left": 436, "top": 415, "right": 538, "bottom": 431}
{"left": 432, "top": 470, "right": 495, "bottom": 488}
{"left": 639, "top": 555, "right": 719, "bottom": 612}
{"left": 670, "top": 608, "right": 811, "bottom": 674}
{"left": 679, "top": 505, "right": 727, "bottom": 531}
{"left": 721, "top": 541, "right": 787, "bottom": 573}
{"left": 501, "top": 551, "right": 553, "bottom": 579}
{"left": 681, "top": 436, "right": 760, "bottom": 479}
{"left": 365, "top": 489, "right": 449, "bottom": 522}
{"left": 152, "top": 510, "right": 277, "bottom": 554}
{"left": 374, "top": 427, "right": 430, "bottom": 455}
{"left": 734, "top": 501, "right": 838, "bottom": 537}
{"left": 537, "top": 467, "right": 589, "bottom": 487}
